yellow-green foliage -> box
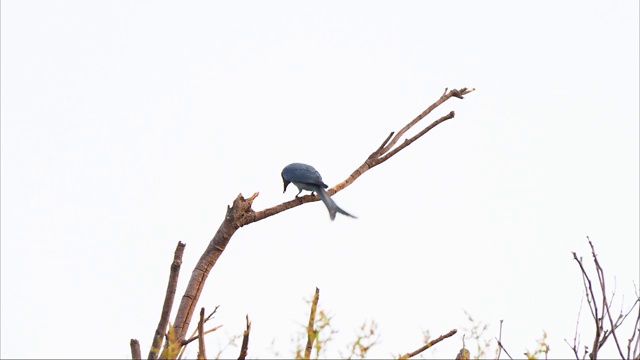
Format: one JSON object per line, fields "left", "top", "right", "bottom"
{"left": 159, "top": 325, "right": 182, "bottom": 360}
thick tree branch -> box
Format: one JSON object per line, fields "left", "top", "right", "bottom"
{"left": 171, "top": 193, "right": 257, "bottom": 344}
{"left": 166, "top": 87, "right": 474, "bottom": 351}
{"left": 149, "top": 242, "right": 185, "bottom": 360}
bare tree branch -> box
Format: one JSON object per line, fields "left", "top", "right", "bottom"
{"left": 495, "top": 337, "right": 513, "bottom": 360}
{"left": 572, "top": 251, "right": 602, "bottom": 358}
{"left": 177, "top": 306, "right": 221, "bottom": 360}
{"left": 167, "top": 88, "right": 474, "bottom": 349}
{"left": 399, "top": 329, "right": 458, "bottom": 359}
{"left": 130, "top": 339, "right": 141, "bottom": 360}
{"left": 496, "top": 320, "right": 504, "bottom": 360}
{"left": 565, "top": 297, "right": 584, "bottom": 360}
{"left": 238, "top": 315, "right": 251, "bottom": 360}
{"left": 587, "top": 238, "right": 625, "bottom": 359}
{"left": 149, "top": 242, "right": 185, "bottom": 360}
{"left": 180, "top": 325, "right": 223, "bottom": 347}
{"left": 197, "top": 308, "right": 206, "bottom": 360}
{"left": 628, "top": 309, "right": 640, "bottom": 360}
{"left": 171, "top": 193, "right": 258, "bottom": 345}
{"left": 570, "top": 237, "right": 640, "bottom": 360}
{"left": 381, "top": 87, "right": 469, "bottom": 154}
{"left": 628, "top": 284, "right": 640, "bottom": 359}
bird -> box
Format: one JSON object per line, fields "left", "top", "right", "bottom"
{"left": 281, "top": 163, "right": 356, "bottom": 221}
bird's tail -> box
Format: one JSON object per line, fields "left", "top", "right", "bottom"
{"left": 317, "top": 188, "right": 357, "bottom": 221}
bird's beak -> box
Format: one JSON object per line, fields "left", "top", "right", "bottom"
{"left": 283, "top": 180, "right": 290, "bottom": 193}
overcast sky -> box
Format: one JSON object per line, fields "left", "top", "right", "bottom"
{"left": 1, "top": 1, "right": 639, "bottom": 359}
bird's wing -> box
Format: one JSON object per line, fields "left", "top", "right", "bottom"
{"left": 287, "top": 165, "right": 328, "bottom": 188}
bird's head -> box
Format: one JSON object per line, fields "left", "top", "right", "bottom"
{"left": 281, "top": 172, "right": 290, "bottom": 193}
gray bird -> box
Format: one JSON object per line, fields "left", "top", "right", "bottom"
{"left": 281, "top": 163, "right": 356, "bottom": 220}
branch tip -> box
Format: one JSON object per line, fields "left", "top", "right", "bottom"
{"left": 238, "top": 315, "right": 251, "bottom": 360}
{"left": 130, "top": 339, "right": 141, "bottom": 360}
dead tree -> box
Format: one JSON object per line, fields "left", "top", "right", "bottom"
{"left": 131, "top": 87, "right": 475, "bottom": 359}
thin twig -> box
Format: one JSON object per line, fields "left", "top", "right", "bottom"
{"left": 571, "top": 237, "right": 640, "bottom": 360}
{"left": 238, "top": 315, "right": 251, "bottom": 360}
{"left": 496, "top": 320, "right": 504, "bottom": 360}
{"left": 382, "top": 88, "right": 473, "bottom": 154}
{"left": 305, "top": 288, "right": 320, "bottom": 360}
{"left": 181, "top": 325, "right": 223, "bottom": 347}
{"left": 632, "top": 311, "right": 640, "bottom": 360}
{"left": 181, "top": 306, "right": 221, "bottom": 349}
{"left": 399, "top": 329, "right": 458, "bottom": 359}
{"left": 149, "top": 242, "right": 185, "bottom": 360}
{"left": 565, "top": 339, "right": 581, "bottom": 360}
{"left": 197, "top": 308, "right": 206, "bottom": 360}
{"left": 572, "top": 251, "right": 602, "bottom": 358}
{"left": 378, "top": 111, "right": 455, "bottom": 165}
{"left": 495, "top": 337, "right": 514, "bottom": 360}
{"left": 629, "top": 310, "right": 640, "bottom": 360}
{"left": 588, "top": 237, "right": 626, "bottom": 359}
{"left": 565, "top": 296, "right": 584, "bottom": 360}
{"left": 627, "top": 284, "right": 640, "bottom": 359}
{"left": 177, "top": 306, "right": 221, "bottom": 360}
{"left": 372, "top": 132, "right": 395, "bottom": 158}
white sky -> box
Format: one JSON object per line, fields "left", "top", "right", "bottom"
{"left": 1, "top": 1, "right": 638, "bottom": 359}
